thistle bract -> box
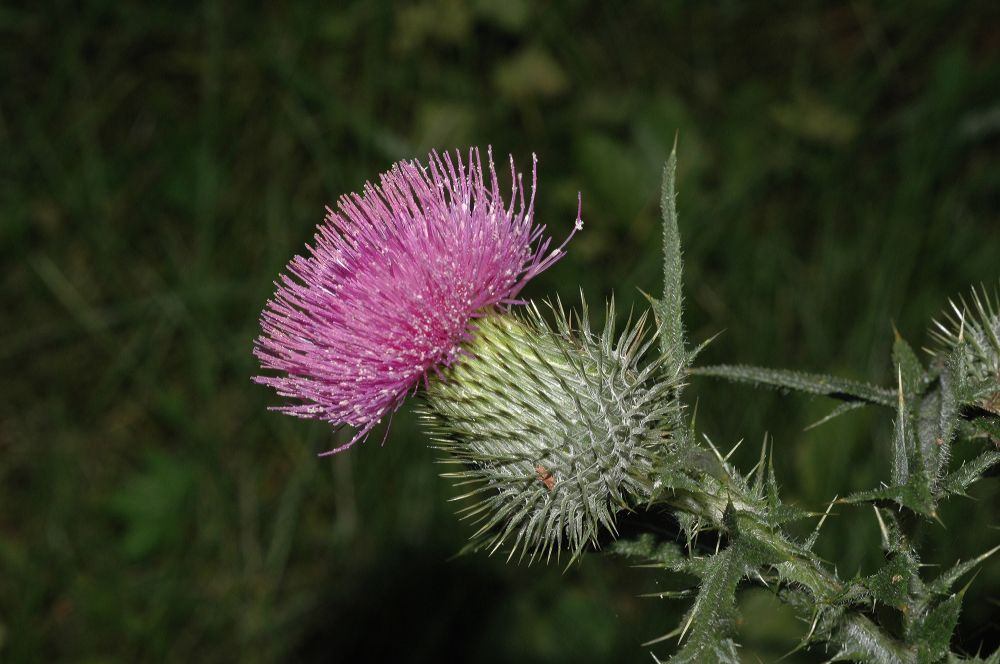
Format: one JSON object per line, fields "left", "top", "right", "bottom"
{"left": 931, "top": 283, "right": 1000, "bottom": 414}
{"left": 421, "top": 301, "right": 678, "bottom": 562}
{"left": 254, "top": 148, "right": 577, "bottom": 453}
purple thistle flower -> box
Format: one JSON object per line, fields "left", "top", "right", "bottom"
{"left": 254, "top": 147, "right": 580, "bottom": 454}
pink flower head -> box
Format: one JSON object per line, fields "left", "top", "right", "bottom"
{"left": 254, "top": 147, "right": 580, "bottom": 454}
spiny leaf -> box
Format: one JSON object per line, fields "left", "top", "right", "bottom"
{"left": 863, "top": 552, "right": 916, "bottom": 608}
{"left": 766, "top": 502, "right": 813, "bottom": 526}
{"left": 659, "top": 136, "right": 686, "bottom": 376}
{"left": 939, "top": 449, "right": 1000, "bottom": 496}
{"left": 759, "top": 453, "right": 809, "bottom": 524}
{"left": 666, "top": 544, "right": 746, "bottom": 664}
{"left": 689, "top": 364, "right": 895, "bottom": 406}
{"left": 841, "top": 481, "right": 935, "bottom": 515}
{"left": 912, "top": 593, "right": 963, "bottom": 664}
{"left": 891, "top": 369, "right": 911, "bottom": 486}
{"left": 833, "top": 613, "right": 914, "bottom": 664}
{"left": 866, "top": 369, "right": 938, "bottom": 514}
{"left": 916, "top": 378, "right": 957, "bottom": 488}
{"left": 928, "top": 543, "right": 1000, "bottom": 596}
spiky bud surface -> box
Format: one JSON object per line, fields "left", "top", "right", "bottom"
{"left": 931, "top": 283, "right": 1000, "bottom": 414}
{"left": 419, "top": 302, "right": 678, "bottom": 562}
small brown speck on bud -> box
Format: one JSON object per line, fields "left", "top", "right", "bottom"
{"left": 536, "top": 465, "right": 555, "bottom": 491}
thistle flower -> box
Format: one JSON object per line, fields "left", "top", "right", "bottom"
{"left": 254, "top": 148, "right": 579, "bottom": 453}
{"left": 930, "top": 283, "right": 1000, "bottom": 414}
{"left": 420, "top": 300, "right": 678, "bottom": 562}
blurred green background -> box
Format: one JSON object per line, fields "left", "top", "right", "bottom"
{"left": 2, "top": 1, "right": 999, "bottom": 662}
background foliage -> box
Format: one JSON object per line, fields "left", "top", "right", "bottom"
{"left": 2, "top": 1, "right": 999, "bottom": 661}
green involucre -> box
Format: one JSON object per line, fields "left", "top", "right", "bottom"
{"left": 931, "top": 283, "right": 1000, "bottom": 414}
{"left": 419, "top": 300, "right": 680, "bottom": 562}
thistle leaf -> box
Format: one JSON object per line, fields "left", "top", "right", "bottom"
{"left": 939, "top": 449, "right": 1000, "bottom": 496}
{"left": 928, "top": 543, "right": 1000, "bottom": 596}
{"left": 866, "top": 508, "right": 924, "bottom": 615}
{"left": 911, "top": 593, "right": 963, "bottom": 664}
{"left": 658, "top": 136, "right": 686, "bottom": 376}
{"left": 863, "top": 552, "right": 916, "bottom": 608}
{"left": 690, "top": 365, "right": 895, "bottom": 406}
{"left": 832, "top": 613, "right": 914, "bottom": 664}
{"left": 841, "top": 481, "right": 935, "bottom": 515}
{"left": 916, "top": 378, "right": 957, "bottom": 487}
{"left": 666, "top": 544, "right": 745, "bottom": 664}
{"left": 843, "top": 369, "right": 940, "bottom": 514}
{"left": 891, "top": 372, "right": 910, "bottom": 486}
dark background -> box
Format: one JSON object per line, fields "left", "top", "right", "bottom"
{"left": 2, "top": 1, "right": 999, "bottom": 662}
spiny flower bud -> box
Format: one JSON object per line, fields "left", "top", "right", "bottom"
{"left": 419, "top": 300, "right": 679, "bottom": 562}
{"left": 930, "top": 283, "right": 1000, "bottom": 414}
